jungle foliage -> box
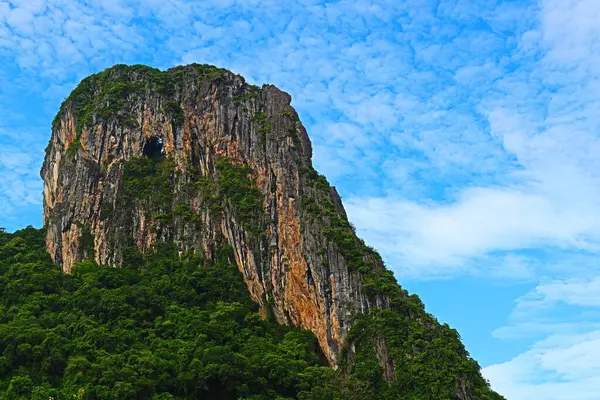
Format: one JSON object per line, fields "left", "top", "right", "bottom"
{"left": 0, "top": 223, "right": 506, "bottom": 400}
{"left": 0, "top": 227, "right": 338, "bottom": 399}
{"left": 0, "top": 226, "right": 504, "bottom": 400}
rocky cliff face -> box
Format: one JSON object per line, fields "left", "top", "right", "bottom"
{"left": 41, "top": 64, "right": 388, "bottom": 367}
{"left": 41, "top": 64, "right": 502, "bottom": 399}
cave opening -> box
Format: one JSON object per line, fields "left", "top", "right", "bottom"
{"left": 143, "top": 136, "right": 164, "bottom": 159}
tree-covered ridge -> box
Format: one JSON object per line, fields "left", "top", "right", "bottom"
{"left": 0, "top": 226, "right": 504, "bottom": 400}
{"left": 0, "top": 223, "right": 504, "bottom": 400}
{"left": 301, "top": 170, "right": 504, "bottom": 400}
{"left": 117, "top": 154, "right": 503, "bottom": 399}
{"left": 0, "top": 227, "right": 338, "bottom": 399}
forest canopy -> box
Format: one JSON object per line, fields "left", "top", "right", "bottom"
{"left": 0, "top": 226, "right": 503, "bottom": 399}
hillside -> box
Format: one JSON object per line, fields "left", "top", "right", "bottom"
{"left": 0, "top": 64, "right": 504, "bottom": 399}
{"left": 0, "top": 226, "right": 503, "bottom": 399}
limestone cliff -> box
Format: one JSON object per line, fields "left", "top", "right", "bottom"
{"left": 42, "top": 64, "right": 503, "bottom": 399}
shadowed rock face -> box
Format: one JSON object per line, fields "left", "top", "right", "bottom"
{"left": 41, "top": 64, "right": 503, "bottom": 399}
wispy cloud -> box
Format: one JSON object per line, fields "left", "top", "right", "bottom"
{"left": 0, "top": 126, "right": 44, "bottom": 228}
{"left": 484, "top": 330, "right": 600, "bottom": 400}
{"left": 485, "top": 277, "right": 600, "bottom": 399}
{"left": 342, "top": 0, "right": 600, "bottom": 282}
{"left": 515, "top": 278, "right": 600, "bottom": 312}
{"left": 345, "top": 185, "right": 598, "bottom": 278}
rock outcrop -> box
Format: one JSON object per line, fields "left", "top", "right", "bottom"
{"left": 41, "top": 64, "right": 503, "bottom": 399}
{"left": 42, "top": 64, "right": 385, "bottom": 366}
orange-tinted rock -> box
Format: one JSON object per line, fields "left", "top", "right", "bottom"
{"left": 42, "top": 64, "right": 383, "bottom": 368}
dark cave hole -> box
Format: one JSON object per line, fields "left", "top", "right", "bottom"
{"left": 306, "top": 264, "right": 314, "bottom": 287}
{"left": 143, "top": 136, "right": 164, "bottom": 159}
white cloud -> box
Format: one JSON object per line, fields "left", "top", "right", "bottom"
{"left": 493, "top": 321, "right": 600, "bottom": 341}
{"left": 0, "top": 2, "right": 9, "bottom": 20}
{"left": 540, "top": 0, "right": 600, "bottom": 65}
{"left": 341, "top": 0, "right": 600, "bottom": 282}
{"left": 0, "top": 128, "right": 45, "bottom": 215}
{"left": 515, "top": 278, "right": 600, "bottom": 312}
{"left": 493, "top": 276, "right": 600, "bottom": 340}
{"left": 0, "top": 146, "right": 34, "bottom": 170}
{"left": 0, "top": 172, "right": 41, "bottom": 206}
{"left": 489, "top": 273, "right": 600, "bottom": 396}
{"left": 484, "top": 331, "right": 600, "bottom": 400}
{"left": 345, "top": 182, "right": 600, "bottom": 277}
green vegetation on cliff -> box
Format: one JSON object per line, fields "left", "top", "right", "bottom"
{"left": 51, "top": 63, "right": 236, "bottom": 136}
{"left": 117, "top": 155, "right": 266, "bottom": 238}
{"left": 123, "top": 156, "right": 175, "bottom": 210}
{"left": 0, "top": 227, "right": 337, "bottom": 399}
{"left": 215, "top": 157, "right": 265, "bottom": 235}
{"left": 0, "top": 226, "right": 504, "bottom": 400}
{"left": 301, "top": 168, "right": 504, "bottom": 400}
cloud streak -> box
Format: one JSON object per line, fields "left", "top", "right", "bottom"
{"left": 485, "top": 277, "right": 600, "bottom": 399}
{"left": 484, "top": 330, "right": 600, "bottom": 400}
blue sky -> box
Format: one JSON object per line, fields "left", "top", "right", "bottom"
{"left": 2, "top": 0, "right": 600, "bottom": 398}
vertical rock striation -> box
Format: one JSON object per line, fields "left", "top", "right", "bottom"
{"left": 41, "top": 64, "right": 503, "bottom": 399}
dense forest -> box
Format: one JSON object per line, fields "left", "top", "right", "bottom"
{"left": 0, "top": 227, "right": 336, "bottom": 399}
{"left": 0, "top": 226, "right": 503, "bottom": 399}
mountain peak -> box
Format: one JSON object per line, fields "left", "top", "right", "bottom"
{"left": 41, "top": 63, "right": 503, "bottom": 399}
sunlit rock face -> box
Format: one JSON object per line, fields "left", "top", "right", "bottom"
{"left": 41, "top": 64, "right": 388, "bottom": 367}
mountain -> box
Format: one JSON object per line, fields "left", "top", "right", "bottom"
{"left": 35, "top": 63, "right": 503, "bottom": 399}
